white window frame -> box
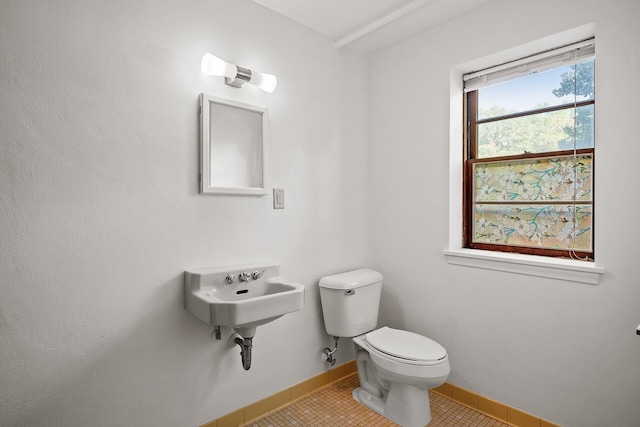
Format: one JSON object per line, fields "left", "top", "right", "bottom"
{"left": 444, "top": 35, "right": 605, "bottom": 285}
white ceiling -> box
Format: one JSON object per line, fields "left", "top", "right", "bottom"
{"left": 252, "top": 0, "right": 499, "bottom": 52}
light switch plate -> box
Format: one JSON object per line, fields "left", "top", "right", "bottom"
{"left": 273, "top": 188, "right": 285, "bottom": 209}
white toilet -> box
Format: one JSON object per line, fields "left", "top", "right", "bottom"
{"left": 319, "top": 268, "right": 450, "bottom": 427}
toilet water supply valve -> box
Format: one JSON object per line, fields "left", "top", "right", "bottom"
{"left": 322, "top": 336, "right": 340, "bottom": 366}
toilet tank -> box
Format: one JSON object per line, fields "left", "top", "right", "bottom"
{"left": 319, "top": 268, "right": 383, "bottom": 337}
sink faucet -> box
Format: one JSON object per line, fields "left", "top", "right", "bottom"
{"left": 239, "top": 272, "right": 251, "bottom": 282}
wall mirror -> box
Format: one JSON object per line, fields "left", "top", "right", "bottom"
{"left": 199, "top": 94, "right": 267, "bottom": 195}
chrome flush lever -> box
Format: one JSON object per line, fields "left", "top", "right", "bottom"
{"left": 251, "top": 270, "right": 265, "bottom": 280}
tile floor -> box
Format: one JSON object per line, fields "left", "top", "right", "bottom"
{"left": 245, "top": 374, "right": 510, "bottom": 426}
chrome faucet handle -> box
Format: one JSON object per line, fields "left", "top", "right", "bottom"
{"left": 239, "top": 272, "right": 251, "bottom": 282}
{"left": 225, "top": 273, "right": 237, "bottom": 284}
{"left": 251, "top": 270, "right": 265, "bottom": 280}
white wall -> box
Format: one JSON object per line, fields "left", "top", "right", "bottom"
{"left": 0, "top": 1, "right": 370, "bottom": 426}
{"left": 370, "top": 1, "right": 640, "bottom": 426}
{"left": 4, "top": 0, "right": 640, "bottom": 426}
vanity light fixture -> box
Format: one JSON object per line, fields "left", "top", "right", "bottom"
{"left": 201, "top": 53, "right": 277, "bottom": 93}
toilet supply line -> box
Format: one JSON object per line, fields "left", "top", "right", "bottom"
{"left": 322, "top": 336, "right": 339, "bottom": 366}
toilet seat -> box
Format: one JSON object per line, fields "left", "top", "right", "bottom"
{"left": 365, "top": 327, "right": 447, "bottom": 365}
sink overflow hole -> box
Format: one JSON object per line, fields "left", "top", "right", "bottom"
{"left": 236, "top": 289, "right": 249, "bottom": 295}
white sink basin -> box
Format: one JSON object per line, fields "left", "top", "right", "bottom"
{"left": 184, "top": 263, "right": 304, "bottom": 334}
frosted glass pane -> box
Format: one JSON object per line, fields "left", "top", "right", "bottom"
{"left": 473, "top": 154, "right": 592, "bottom": 202}
{"left": 473, "top": 204, "right": 592, "bottom": 251}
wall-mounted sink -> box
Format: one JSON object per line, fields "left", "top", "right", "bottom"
{"left": 184, "top": 263, "right": 304, "bottom": 337}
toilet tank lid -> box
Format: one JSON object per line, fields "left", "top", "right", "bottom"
{"left": 319, "top": 268, "right": 383, "bottom": 290}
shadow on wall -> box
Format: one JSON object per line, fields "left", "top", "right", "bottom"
{"left": 379, "top": 286, "right": 406, "bottom": 330}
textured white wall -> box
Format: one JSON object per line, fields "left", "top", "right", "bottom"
{"left": 370, "top": 1, "right": 640, "bottom": 426}
{"left": 0, "top": 1, "right": 370, "bottom": 426}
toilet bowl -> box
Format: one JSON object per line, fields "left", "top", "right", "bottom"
{"left": 352, "top": 327, "right": 450, "bottom": 427}
{"left": 318, "top": 269, "right": 450, "bottom": 427}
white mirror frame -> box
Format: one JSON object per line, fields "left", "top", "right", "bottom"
{"left": 199, "top": 94, "right": 268, "bottom": 196}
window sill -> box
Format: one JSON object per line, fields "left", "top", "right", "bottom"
{"left": 442, "top": 249, "right": 604, "bottom": 285}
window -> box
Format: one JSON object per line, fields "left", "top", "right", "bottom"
{"left": 463, "top": 40, "right": 595, "bottom": 260}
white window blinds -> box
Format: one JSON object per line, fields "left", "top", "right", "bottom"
{"left": 463, "top": 38, "right": 595, "bottom": 92}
